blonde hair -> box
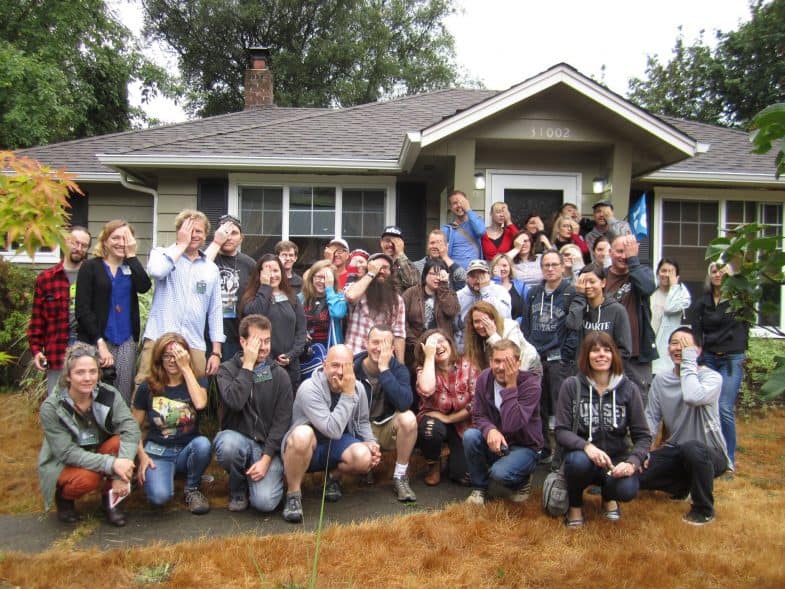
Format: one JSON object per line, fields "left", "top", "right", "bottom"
{"left": 302, "top": 260, "right": 339, "bottom": 307}
{"left": 93, "top": 219, "right": 132, "bottom": 258}
{"left": 551, "top": 215, "right": 578, "bottom": 242}
{"left": 464, "top": 301, "right": 504, "bottom": 370}
{"left": 174, "top": 209, "right": 210, "bottom": 234}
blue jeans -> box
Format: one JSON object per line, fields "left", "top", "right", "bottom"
{"left": 143, "top": 436, "right": 213, "bottom": 506}
{"left": 563, "top": 450, "right": 639, "bottom": 508}
{"left": 701, "top": 351, "right": 745, "bottom": 466}
{"left": 462, "top": 428, "right": 538, "bottom": 490}
{"left": 213, "top": 429, "right": 285, "bottom": 512}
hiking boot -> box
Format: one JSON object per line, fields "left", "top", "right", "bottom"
{"left": 393, "top": 476, "right": 417, "bottom": 502}
{"left": 325, "top": 475, "right": 342, "bottom": 502}
{"left": 228, "top": 492, "right": 249, "bottom": 512}
{"left": 465, "top": 489, "right": 486, "bottom": 506}
{"left": 424, "top": 461, "right": 441, "bottom": 486}
{"left": 282, "top": 493, "right": 303, "bottom": 523}
{"left": 55, "top": 488, "right": 81, "bottom": 523}
{"left": 102, "top": 494, "right": 127, "bottom": 527}
{"left": 184, "top": 488, "right": 210, "bottom": 515}
{"left": 508, "top": 480, "right": 532, "bottom": 503}
{"left": 682, "top": 509, "right": 715, "bottom": 526}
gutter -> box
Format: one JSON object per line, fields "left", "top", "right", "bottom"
{"left": 119, "top": 172, "right": 159, "bottom": 248}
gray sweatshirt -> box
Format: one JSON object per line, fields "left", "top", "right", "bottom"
{"left": 646, "top": 348, "right": 731, "bottom": 470}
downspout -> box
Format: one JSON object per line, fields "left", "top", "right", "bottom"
{"left": 119, "top": 172, "right": 159, "bottom": 248}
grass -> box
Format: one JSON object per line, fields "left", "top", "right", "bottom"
{"left": 1, "top": 392, "right": 784, "bottom": 588}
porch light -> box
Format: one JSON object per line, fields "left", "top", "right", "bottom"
{"left": 474, "top": 172, "right": 486, "bottom": 190}
{"left": 592, "top": 176, "right": 607, "bottom": 194}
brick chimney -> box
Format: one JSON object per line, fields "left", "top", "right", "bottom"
{"left": 244, "top": 47, "right": 273, "bottom": 109}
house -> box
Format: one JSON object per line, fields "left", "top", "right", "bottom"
{"left": 10, "top": 55, "right": 785, "bottom": 329}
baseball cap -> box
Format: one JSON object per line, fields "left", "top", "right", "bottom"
{"left": 218, "top": 214, "right": 242, "bottom": 231}
{"left": 467, "top": 259, "right": 490, "bottom": 274}
{"left": 349, "top": 248, "right": 370, "bottom": 261}
{"left": 368, "top": 252, "right": 393, "bottom": 266}
{"left": 381, "top": 225, "right": 403, "bottom": 239}
{"left": 592, "top": 199, "right": 613, "bottom": 210}
{"left": 328, "top": 238, "right": 350, "bottom": 251}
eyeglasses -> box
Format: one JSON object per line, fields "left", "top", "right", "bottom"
{"left": 162, "top": 354, "right": 177, "bottom": 362}
{"left": 542, "top": 263, "right": 562, "bottom": 269}
{"left": 69, "top": 241, "right": 90, "bottom": 251}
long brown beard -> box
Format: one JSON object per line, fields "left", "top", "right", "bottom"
{"left": 366, "top": 279, "right": 398, "bottom": 318}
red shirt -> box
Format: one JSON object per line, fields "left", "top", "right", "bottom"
{"left": 27, "top": 262, "right": 71, "bottom": 370}
{"left": 481, "top": 224, "right": 518, "bottom": 261}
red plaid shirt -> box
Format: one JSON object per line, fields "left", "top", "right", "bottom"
{"left": 27, "top": 262, "right": 70, "bottom": 370}
{"left": 416, "top": 357, "right": 477, "bottom": 437}
{"left": 344, "top": 293, "right": 406, "bottom": 355}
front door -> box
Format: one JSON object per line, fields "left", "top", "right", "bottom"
{"left": 486, "top": 171, "right": 581, "bottom": 233}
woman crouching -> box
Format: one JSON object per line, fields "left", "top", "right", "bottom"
{"left": 38, "top": 343, "right": 140, "bottom": 526}
{"left": 133, "top": 333, "right": 212, "bottom": 514}
{"left": 555, "top": 331, "right": 651, "bottom": 527}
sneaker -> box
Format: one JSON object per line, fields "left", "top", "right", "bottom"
{"left": 548, "top": 416, "right": 556, "bottom": 431}
{"left": 465, "top": 489, "right": 486, "bottom": 506}
{"left": 325, "top": 475, "right": 342, "bottom": 502}
{"left": 184, "top": 489, "right": 210, "bottom": 515}
{"left": 282, "top": 493, "right": 303, "bottom": 523}
{"left": 228, "top": 492, "right": 249, "bottom": 512}
{"left": 393, "top": 476, "right": 417, "bottom": 502}
{"left": 538, "top": 449, "right": 553, "bottom": 465}
{"left": 669, "top": 491, "right": 690, "bottom": 502}
{"left": 508, "top": 480, "right": 531, "bottom": 503}
{"left": 603, "top": 501, "right": 621, "bottom": 521}
{"left": 682, "top": 509, "right": 715, "bottom": 526}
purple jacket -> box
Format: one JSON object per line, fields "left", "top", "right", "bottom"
{"left": 472, "top": 368, "right": 543, "bottom": 450}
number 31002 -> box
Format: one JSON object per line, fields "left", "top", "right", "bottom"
{"left": 530, "top": 127, "right": 570, "bottom": 139}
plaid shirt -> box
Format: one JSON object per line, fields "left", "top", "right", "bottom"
{"left": 416, "top": 357, "right": 477, "bottom": 437}
{"left": 344, "top": 293, "right": 406, "bottom": 355}
{"left": 27, "top": 262, "right": 70, "bottom": 370}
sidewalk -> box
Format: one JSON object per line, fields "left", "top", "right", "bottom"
{"left": 0, "top": 465, "right": 551, "bottom": 554}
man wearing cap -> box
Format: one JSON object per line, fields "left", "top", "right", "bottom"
{"left": 344, "top": 253, "right": 406, "bottom": 361}
{"left": 454, "top": 259, "right": 511, "bottom": 353}
{"left": 584, "top": 200, "right": 632, "bottom": 255}
{"left": 639, "top": 326, "right": 730, "bottom": 526}
{"left": 412, "top": 229, "right": 467, "bottom": 291}
{"left": 205, "top": 214, "right": 257, "bottom": 360}
{"left": 325, "top": 238, "right": 351, "bottom": 288}
{"left": 275, "top": 240, "right": 302, "bottom": 296}
{"left": 380, "top": 225, "right": 419, "bottom": 294}
{"left": 441, "top": 190, "right": 486, "bottom": 270}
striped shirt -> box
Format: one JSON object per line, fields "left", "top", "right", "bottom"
{"left": 144, "top": 245, "right": 225, "bottom": 350}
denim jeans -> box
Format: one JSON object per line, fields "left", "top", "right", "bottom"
{"left": 701, "top": 351, "right": 745, "bottom": 465}
{"left": 213, "top": 429, "right": 285, "bottom": 512}
{"left": 563, "top": 450, "right": 639, "bottom": 508}
{"left": 143, "top": 435, "right": 212, "bottom": 506}
{"left": 463, "top": 428, "right": 538, "bottom": 490}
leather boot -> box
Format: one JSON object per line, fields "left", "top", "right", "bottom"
{"left": 55, "top": 488, "right": 81, "bottom": 523}
{"left": 424, "top": 460, "right": 441, "bottom": 486}
{"left": 102, "top": 493, "right": 127, "bottom": 527}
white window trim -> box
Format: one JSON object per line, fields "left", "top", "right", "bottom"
{"left": 228, "top": 173, "right": 396, "bottom": 239}
{"left": 654, "top": 187, "right": 785, "bottom": 331}
{"left": 1, "top": 247, "right": 60, "bottom": 264}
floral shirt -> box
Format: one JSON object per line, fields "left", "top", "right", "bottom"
{"left": 416, "top": 357, "right": 477, "bottom": 437}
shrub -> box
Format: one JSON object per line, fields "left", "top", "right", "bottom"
{"left": 740, "top": 338, "right": 784, "bottom": 414}
{"left": 0, "top": 258, "right": 37, "bottom": 388}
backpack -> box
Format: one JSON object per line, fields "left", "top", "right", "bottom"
{"left": 542, "top": 468, "right": 569, "bottom": 516}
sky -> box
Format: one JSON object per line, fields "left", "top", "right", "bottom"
{"left": 117, "top": 0, "right": 755, "bottom": 123}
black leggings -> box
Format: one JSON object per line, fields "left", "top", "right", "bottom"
{"left": 417, "top": 417, "right": 468, "bottom": 482}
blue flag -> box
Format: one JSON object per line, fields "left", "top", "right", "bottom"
{"left": 630, "top": 193, "right": 648, "bottom": 240}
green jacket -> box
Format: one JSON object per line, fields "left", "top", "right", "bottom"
{"left": 38, "top": 384, "right": 140, "bottom": 511}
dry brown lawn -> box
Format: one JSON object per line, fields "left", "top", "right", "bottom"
{"left": 1, "top": 393, "right": 784, "bottom": 588}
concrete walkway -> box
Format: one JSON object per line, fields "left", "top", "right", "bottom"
{"left": 0, "top": 466, "right": 550, "bottom": 554}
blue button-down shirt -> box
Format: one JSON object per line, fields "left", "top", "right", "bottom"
{"left": 143, "top": 245, "right": 225, "bottom": 350}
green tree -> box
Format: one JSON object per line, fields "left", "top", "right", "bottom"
{"left": 0, "top": 0, "right": 172, "bottom": 149}
{"left": 627, "top": 0, "right": 785, "bottom": 127}
{"left": 141, "top": 0, "right": 461, "bottom": 117}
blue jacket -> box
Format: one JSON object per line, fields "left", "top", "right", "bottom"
{"left": 442, "top": 209, "right": 486, "bottom": 269}
{"left": 353, "top": 352, "right": 413, "bottom": 423}
{"left": 524, "top": 279, "right": 578, "bottom": 361}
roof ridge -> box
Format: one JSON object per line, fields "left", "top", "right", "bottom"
{"left": 661, "top": 115, "right": 748, "bottom": 136}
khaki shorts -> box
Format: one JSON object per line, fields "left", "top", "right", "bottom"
{"left": 371, "top": 413, "right": 400, "bottom": 451}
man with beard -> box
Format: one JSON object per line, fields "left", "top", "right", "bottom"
{"left": 28, "top": 226, "right": 92, "bottom": 396}
{"left": 137, "top": 209, "right": 224, "bottom": 382}
{"left": 205, "top": 214, "right": 256, "bottom": 360}
{"left": 441, "top": 190, "right": 485, "bottom": 270}
{"left": 344, "top": 253, "right": 406, "bottom": 361}
{"left": 412, "top": 229, "right": 466, "bottom": 291}
{"left": 379, "top": 225, "right": 419, "bottom": 294}
{"left": 584, "top": 200, "right": 631, "bottom": 255}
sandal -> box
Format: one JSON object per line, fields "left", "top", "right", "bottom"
{"left": 564, "top": 516, "right": 584, "bottom": 528}
{"left": 603, "top": 502, "right": 621, "bottom": 522}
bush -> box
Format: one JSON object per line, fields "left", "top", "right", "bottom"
{"left": 740, "top": 337, "right": 784, "bottom": 414}
{"left": 0, "top": 258, "right": 37, "bottom": 388}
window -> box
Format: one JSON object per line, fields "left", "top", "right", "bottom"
{"left": 662, "top": 200, "right": 718, "bottom": 292}
{"left": 289, "top": 186, "right": 335, "bottom": 236}
{"left": 240, "top": 186, "right": 283, "bottom": 258}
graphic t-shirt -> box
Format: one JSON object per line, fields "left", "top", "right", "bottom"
{"left": 66, "top": 268, "right": 78, "bottom": 344}
{"left": 134, "top": 378, "right": 207, "bottom": 447}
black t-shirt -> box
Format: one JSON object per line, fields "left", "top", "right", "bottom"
{"left": 134, "top": 378, "right": 207, "bottom": 447}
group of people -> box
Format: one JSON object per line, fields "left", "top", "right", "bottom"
{"left": 30, "top": 190, "right": 748, "bottom": 528}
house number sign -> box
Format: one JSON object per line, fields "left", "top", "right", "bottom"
{"left": 529, "top": 126, "right": 571, "bottom": 139}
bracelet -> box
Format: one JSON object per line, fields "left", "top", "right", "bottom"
{"left": 210, "top": 352, "right": 222, "bottom": 359}
{"left": 366, "top": 272, "right": 377, "bottom": 279}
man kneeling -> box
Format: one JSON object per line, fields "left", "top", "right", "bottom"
{"left": 281, "top": 344, "right": 380, "bottom": 522}
{"left": 464, "top": 339, "right": 543, "bottom": 505}
{"left": 640, "top": 326, "right": 730, "bottom": 525}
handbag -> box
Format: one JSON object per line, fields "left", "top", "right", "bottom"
{"left": 299, "top": 318, "right": 338, "bottom": 380}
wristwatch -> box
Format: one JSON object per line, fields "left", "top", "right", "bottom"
{"left": 211, "top": 352, "right": 222, "bottom": 359}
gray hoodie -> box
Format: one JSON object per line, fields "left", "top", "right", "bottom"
{"left": 566, "top": 294, "right": 632, "bottom": 359}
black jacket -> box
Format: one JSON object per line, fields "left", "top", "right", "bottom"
{"left": 692, "top": 293, "right": 749, "bottom": 354}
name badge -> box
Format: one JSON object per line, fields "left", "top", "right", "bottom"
{"left": 144, "top": 441, "right": 167, "bottom": 457}
{"left": 253, "top": 366, "right": 273, "bottom": 383}
{"left": 196, "top": 280, "right": 207, "bottom": 294}
{"left": 121, "top": 264, "right": 132, "bottom": 275}
{"left": 79, "top": 429, "right": 99, "bottom": 447}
